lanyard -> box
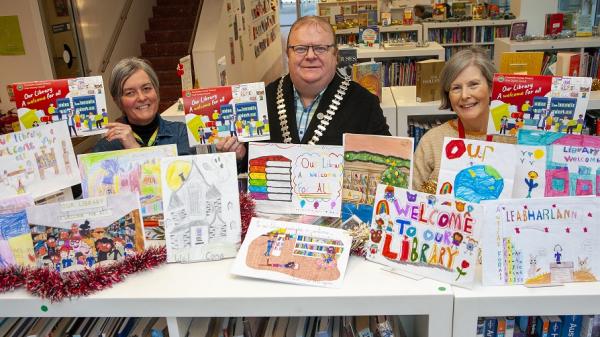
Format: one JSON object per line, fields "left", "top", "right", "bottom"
{"left": 457, "top": 119, "right": 493, "bottom": 141}
{"left": 132, "top": 128, "right": 159, "bottom": 147}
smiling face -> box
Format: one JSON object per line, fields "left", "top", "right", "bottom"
{"left": 448, "top": 65, "right": 491, "bottom": 132}
{"left": 119, "top": 69, "right": 159, "bottom": 126}
{"left": 287, "top": 21, "right": 338, "bottom": 97}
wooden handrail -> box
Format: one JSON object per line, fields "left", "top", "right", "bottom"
{"left": 99, "top": 0, "right": 134, "bottom": 73}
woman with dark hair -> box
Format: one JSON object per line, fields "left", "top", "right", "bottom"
{"left": 93, "top": 57, "right": 193, "bottom": 155}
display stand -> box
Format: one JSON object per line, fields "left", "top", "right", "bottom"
{"left": 390, "top": 86, "right": 453, "bottom": 137}
{"left": 0, "top": 258, "right": 454, "bottom": 337}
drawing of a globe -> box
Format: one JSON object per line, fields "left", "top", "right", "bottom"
{"left": 454, "top": 165, "right": 503, "bottom": 203}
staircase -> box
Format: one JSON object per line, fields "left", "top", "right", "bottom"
{"left": 141, "top": 0, "right": 202, "bottom": 112}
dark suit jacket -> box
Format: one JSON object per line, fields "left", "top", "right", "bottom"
{"left": 265, "top": 73, "right": 391, "bottom": 146}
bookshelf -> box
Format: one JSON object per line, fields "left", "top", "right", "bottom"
{"left": 334, "top": 24, "right": 423, "bottom": 45}
{"left": 317, "top": 0, "right": 378, "bottom": 26}
{"left": 422, "top": 19, "right": 525, "bottom": 59}
{"left": 0, "top": 257, "right": 455, "bottom": 337}
{"left": 452, "top": 268, "right": 600, "bottom": 337}
{"left": 493, "top": 36, "right": 600, "bottom": 77}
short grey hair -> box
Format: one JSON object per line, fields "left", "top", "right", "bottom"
{"left": 109, "top": 57, "right": 160, "bottom": 110}
{"left": 287, "top": 16, "right": 337, "bottom": 52}
{"left": 439, "top": 47, "right": 496, "bottom": 110}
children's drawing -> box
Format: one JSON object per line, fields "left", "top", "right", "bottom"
{"left": 488, "top": 74, "right": 591, "bottom": 136}
{"left": 25, "top": 193, "right": 145, "bottom": 272}
{"left": 481, "top": 196, "right": 600, "bottom": 285}
{"left": 0, "top": 123, "right": 80, "bottom": 199}
{"left": 161, "top": 153, "right": 241, "bottom": 263}
{"left": 13, "top": 76, "right": 108, "bottom": 137}
{"left": 231, "top": 217, "right": 352, "bottom": 288}
{"left": 78, "top": 145, "right": 178, "bottom": 239}
{"left": 183, "top": 82, "right": 269, "bottom": 146}
{"left": 437, "top": 137, "right": 516, "bottom": 203}
{"left": 341, "top": 134, "right": 413, "bottom": 225}
{"left": 366, "top": 186, "right": 483, "bottom": 288}
{"left": 248, "top": 143, "right": 344, "bottom": 217}
{"left": 0, "top": 195, "right": 35, "bottom": 267}
{"left": 515, "top": 129, "right": 600, "bottom": 197}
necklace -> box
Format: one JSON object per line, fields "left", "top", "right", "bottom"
{"left": 276, "top": 74, "right": 350, "bottom": 145}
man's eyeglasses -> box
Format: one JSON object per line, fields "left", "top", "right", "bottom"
{"left": 288, "top": 44, "right": 335, "bottom": 55}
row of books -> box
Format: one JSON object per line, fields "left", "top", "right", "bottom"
{"left": 381, "top": 59, "right": 417, "bottom": 87}
{"left": 407, "top": 118, "right": 445, "bottom": 149}
{"left": 426, "top": 27, "right": 474, "bottom": 45}
{"left": 0, "top": 316, "right": 168, "bottom": 337}
{"left": 475, "top": 25, "right": 511, "bottom": 43}
{"left": 180, "top": 316, "right": 408, "bottom": 337}
{"left": 477, "top": 315, "right": 600, "bottom": 337}
{"left": 443, "top": 44, "right": 493, "bottom": 60}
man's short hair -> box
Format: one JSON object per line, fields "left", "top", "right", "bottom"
{"left": 287, "top": 16, "right": 337, "bottom": 52}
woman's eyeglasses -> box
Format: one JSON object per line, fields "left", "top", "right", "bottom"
{"left": 288, "top": 44, "right": 335, "bottom": 55}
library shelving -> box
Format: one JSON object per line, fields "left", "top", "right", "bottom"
{"left": 334, "top": 24, "right": 423, "bottom": 45}
{"left": 317, "top": 0, "right": 378, "bottom": 25}
{"left": 0, "top": 257, "right": 455, "bottom": 337}
{"left": 390, "top": 85, "right": 453, "bottom": 137}
{"left": 493, "top": 36, "right": 600, "bottom": 77}
{"left": 422, "top": 19, "right": 525, "bottom": 59}
{"left": 452, "top": 268, "right": 600, "bottom": 337}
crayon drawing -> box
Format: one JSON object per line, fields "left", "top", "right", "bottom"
{"left": 366, "top": 186, "right": 483, "bottom": 287}
{"left": 161, "top": 153, "right": 241, "bottom": 263}
{"left": 78, "top": 145, "right": 177, "bottom": 239}
{"left": 437, "top": 137, "right": 516, "bottom": 203}
{"left": 516, "top": 129, "right": 600, "bottom": 197}
{"left": 231, "top": 217, "right": 352, "bottom": 288}
{"left": 26, "top": 194, "right": 145, "bottom": 272}
{"left": 481, "top": 197, "right": 600, "bottom": 285}
{"left": 0, "top": 195, "right": 35, "bottom": 267}
{"left": 0, "top": 123, "right": 80, "bottom": 199}
{"left": 248, "top": 143, "right": 344, "bottom": 217}
{"left": 341, "top": 134, "right": 413, "bottom": 225}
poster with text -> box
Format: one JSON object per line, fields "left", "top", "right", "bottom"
{"left": 366, "top": 186, "right": 482, "bottom": 288}
{"left": 12, "top": 76, "right": 108, "bottom": 137}
{"left": 248, "top": 143, "right": 344, "bottom": 217}
{"left": 0, "top": 123, "right": 80, "bottom": 199}
{"left": 487, "top": 74, "right": 591, "bottom": 136}
{"left": 231, "top": 217, "right": 352, "bottom": 288}
{"left": 437, "top": 137, "right": 516, "bottom": 203}
{"left": 183, "top": 82, "right": 269, "bottom": 145}
{"left": 481, "top": 196, "right": 600, "bottom": 285}
{"left": 161, "top": 153, "right": 241, "bottom": 263}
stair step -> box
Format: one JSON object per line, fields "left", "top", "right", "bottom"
{"left": 141, "top": 42, "right": 188, "bottom": 57}
{"left": 152, "top": 5, "right": 198, "bottom": 18}
{"left": 149, "top": 17, "right": 195, "bottom": 30}
{"left": 156, "top": 70, "right": 181, "bottom": 85}
{"left": 144, "top": 56, "right": 182, "bottom": 71}
{"left": 157, "top": 0, "right": 199, "bottom": 6}
{"left": 145, "top": 30, "right": 192, "bottom": 43}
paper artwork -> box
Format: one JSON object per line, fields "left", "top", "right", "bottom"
{"left": 0, "top": 123, "right": 80, "bottom": 199}
{"left": 488, "top": 74, "right": 591, "bottom": 136}
{"left": 515, "top": 129, "right": 600, "bottom": 198}
{"left": 366, "top": 186, "right": 483, "bottom": 287}
{"left": 78, "top": 145, "right": 178, "bottom": 239}
{"left": 12, "top": 76, "right": 108, "bottom": 137}
{"left": 341, "top": 134, "right": 413, "bottom": 225}
{"left": 231, "top": 217, "right": 352, "bottom": 288}
{"left": 437, "top": 137, "right": 516, "bottom": 203}
{"left": 0, "top": 195, "right": 35, "bottom": 267}
{"left": 481, "top": 196, "right": 600, "bottom": 285}
{"left": 26, "top": 194, "right": 145, "bottom": 272}
{"left": 248, "top": 143, "right": 344, "bottom": 217}
{"left": 183, "top": 82, "right": 269, "bottom": 146}
{"left": 161, "top": 153, "right": 241, "bottom": 263}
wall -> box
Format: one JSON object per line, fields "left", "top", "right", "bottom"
{"left": 75, "top": 0, "right": 156, "bottom": 120}
{"left": 512, "top": 0, "right": 559, "bottom": 35}
{"left": 193, "top": 0, "right": 284, "bottom": 88}
{"left": 0, "top": 0, "right": 53, "bottom": 112}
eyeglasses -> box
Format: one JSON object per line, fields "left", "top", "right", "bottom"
{"left": 288, "top": 44, "right": 335, "bottom": 55}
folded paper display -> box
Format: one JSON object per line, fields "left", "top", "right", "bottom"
{"left": 25, "top": 193, "right": 145, "bottom": 272}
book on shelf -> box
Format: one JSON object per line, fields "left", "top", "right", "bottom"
{"left": 556, "top": 52, "right": 581, "bottom": 76}
{"left": 484, "top": 318, "right": 498, "bottom": 337}
{"left": 576, "top": 5, "right": 594, "bottom": 37}
{"left": 559, "top": 315, "right": 582, "bottom": 337}
{"left": 150, "top": 317, "right": 169, "bottom": 337}
{"left": 499, "top": 52, "right": 544, "bottom": 75}
{"left": 381, "top": 12, "right": 391, "bottom": 26}
{"left": 352, "top": 62, "right": 382, "bottom": 101}
{"left": 472, "top": 4, "right": 486, "bottom": 20}
{"left": 432, "top": 3, "right": 446, "bottom": 20}
{"left": 357, "top": 9, "right": 377, "bottom": 27}
{"left": 544, "top": 13, "right": 564, "bottom": 35}
{"left": 402, "top": 8, "right": 413, "bottom": 25}
{"left": 358, "top": 25, "right": 379, "bottom": 45}
{"left": 505, "top": 317, "right": 515, "bottom": 337}
{"left": 542, "top": 53, "right": 558, "bottom": 75}
{"left": 415, "top": 59, "right": 444, "bottom": 102}
{"left": 497, "top": 317, "right": 506, "bottom": 337}
{"left": 510, "top": 21, "right": 527, "bottom": 40}
{"left": 451, "top": 1, "right": 468, "bottom": 18}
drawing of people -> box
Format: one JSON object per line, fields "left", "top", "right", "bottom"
{"left": 74, "top": 112, "right": 81, "bottom": 128}
{"left": 537, "top": 110, "right": 548, "bottom": 130}
{"left": 317, "top": 246, "right": 337, "bottom": 269}
{"left": 499, "top": 116, "right": 508, "bottom": 134}
{"left": 95, "top": 237, "right": 114, "bottom": 262}
{"left": 248, "top": 118, "right": 256, "bottom": 137}
{"left": 48, "top": 103, "right": 56, "bottom": 121}
{"left": 524, "top": 171, "right": 539, "bottom": 198}
{"left": 198, "top": 126, "right": 205, "bottom": 144}
{"left": 522, "top": 100, "right": 532, "bottom": 119}
{"left": 95, "top": 112, "right": 103, "bottom": 128}
{"left": 267, "top": 258, "right": 299, "bottom": 269}
{"left": 264, "top": 236, "right": 274, "bottom": 256}
{"left": 235, "top": 119, "right": 243, "bottom": 135}
{"left": 576, "top": 114, "right": 584, "bottom": 132}
{"left": 87, "top": 113, "right": 94, "bottom": 131}
{"left": 545, "top": 114, "right": 553, "bottom": 131}
{"left": 554, "top": 244, "right": 563, "bottom": 264}
{"left": 255, "top": 117, "right": 264, "bottom": 136}
{"left": 229, "top": 117, "right": 237, "bottom": 137}
{"left": 566, "top": 118, "right": 577, "bottom": 134}
{"left": 262, "top": 115, "right": 269, "bottom": 133}
{"left": 67, "top": 110, "right": 78, "bottom": 137}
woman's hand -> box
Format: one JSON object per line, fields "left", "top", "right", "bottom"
{"left": 216, "top": 136, "right": 247, "bottom": 161}
{"left": 104, "top": 122, "right": 140, "bottom": 149}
